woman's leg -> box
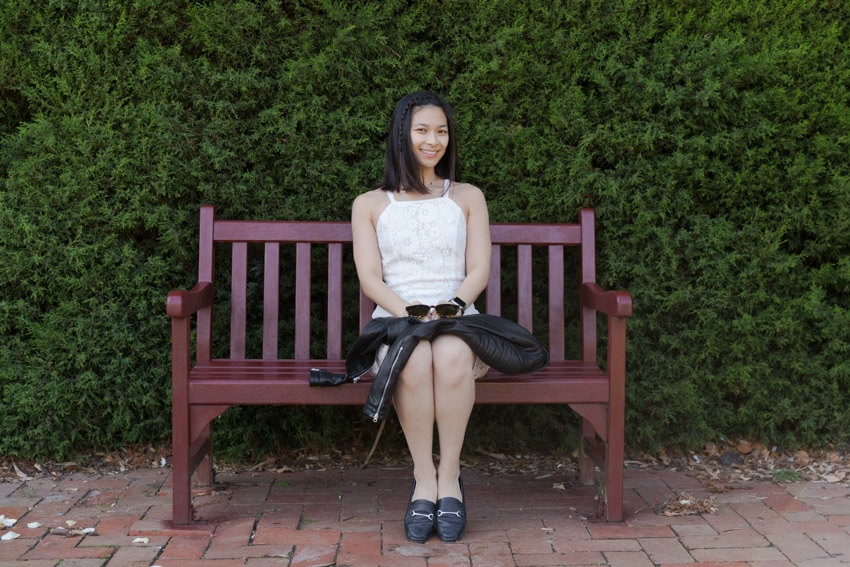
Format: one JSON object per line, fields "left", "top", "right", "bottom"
{"left": 431, "top": 335, "right": 476, "bottom": 501}
{"left": 393, "top": 340, "right": 437, "bottom": 502}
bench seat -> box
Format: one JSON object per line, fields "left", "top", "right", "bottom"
{"left": 187, "top": 361, "right": 609, "bottom": 406}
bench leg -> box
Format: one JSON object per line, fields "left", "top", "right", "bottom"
{"left": 605, "top": 315, "right": 627, "bottom": 522}
{"left": 579, "top": 417, "right": 597, "bottom": 484}
{"left": 194, "top": 422, "right": 214, "bottom": 488}
{"left": 171, "top": 317, "right": 193, "bottom": 525}
{"left": 172, "top": 405, "right": 192, "bottom": 525}
{"left": 605, "top": 432, "right": 624, "bottom": 522}
{"left": 172, "top": 447, "right": 192, "bottom": 524}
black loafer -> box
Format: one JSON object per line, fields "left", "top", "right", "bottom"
{"left": 436, "top": 477, "right": 466, "bottom": 542}
{"left": 404, "top": 486, "right": 436, "bottom": 543}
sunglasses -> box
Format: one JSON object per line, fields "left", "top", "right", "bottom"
{"left": 405, "top": 303, "right": 462, "bottom": 319}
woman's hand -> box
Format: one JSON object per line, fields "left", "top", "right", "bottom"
{"left": 405, "top": 301, "right": 438, "bottom": 320}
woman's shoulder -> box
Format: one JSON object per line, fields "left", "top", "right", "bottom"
{"left": 352, "top": 188, "right": 392, "bottom": 223}
{"left": 353, "top": 188, "right": 389, "bottom": 208}
{"left": 450, "top": 182, "right": 486, "bottom": 204}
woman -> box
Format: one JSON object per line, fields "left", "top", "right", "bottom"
{"left": 351, "top": 91, "right": 491, "bottom": 542}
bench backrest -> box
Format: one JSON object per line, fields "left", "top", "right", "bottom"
{"left": 193, "top": 206, "right": 598, "bottom": 365}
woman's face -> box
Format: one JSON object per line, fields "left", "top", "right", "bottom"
{"left": 409, "top": 105, "right": 449, "bottom": 173}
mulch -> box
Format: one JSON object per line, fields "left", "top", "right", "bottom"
{"left": 2, "top": 438, "right": 849, "bottom": 489}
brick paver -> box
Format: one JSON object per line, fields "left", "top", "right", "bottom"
{"left": 0, "top": 465, "right": 847, "bottom": 566}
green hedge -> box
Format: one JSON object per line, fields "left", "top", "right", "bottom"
{"left": 1, "top": 0, "right": 848, "bottom": 459}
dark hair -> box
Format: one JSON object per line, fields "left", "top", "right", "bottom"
{"left": 379, "top": 91, "right": 458, "bottom": 194}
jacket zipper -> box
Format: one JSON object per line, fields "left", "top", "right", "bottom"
{"left": 373, "top": 345, "right": 403, "bottom": 422}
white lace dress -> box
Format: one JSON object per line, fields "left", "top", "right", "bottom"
{"left": 370, "top": 180, "right": 488, "bottom": 378}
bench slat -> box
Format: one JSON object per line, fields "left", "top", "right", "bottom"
{"left": 216, "top": 221, "right": 352, "bottom": 243}
{"left": 263, "top": 242, "right": 280, "bottom": 359}
{"left": 486, "top": 245, "right": 501, "bottom": 315}
{"left": 359, "top": 289, "right": 374, "bottom": 331}
{"left": 491, "top": 224, "right": 581, "bottom": 245}
{"left": 188, "top": 362, "right": 609, "bottom": 406}
{"left": 211, "top": 221, "right": 581, "bottom": 246}
{"left": 196, "top": 207, "right": 215, "bottom": 362}
{"left": 327, "top": 243, "right": 343, "bottom": 359}
{"left": 230, "top": 242, "right": 247, "bottom": 359}
{"left": 548, "top": 245, "right": 565, "bottom": 360}
{"left": 295, "top": 243, "right": 310, "bottom": 359}
{"left": 517, "top": 244, "right": 532, "bottom": 331}
{"left": 188, "top": 380, "right": 609, "bottom": 406}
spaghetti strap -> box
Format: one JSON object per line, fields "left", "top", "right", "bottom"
{"left": 387, "top": 191, "right": 397, "bottom": 203}
{"left": 442, "top": 178, "right": 451, "bottom": 198}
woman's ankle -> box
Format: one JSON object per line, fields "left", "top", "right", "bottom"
{"left": 411, "top": 468, "right": 438, "bottom": 502}
{"left": 437, "top": 468, "right": 462, "bottom": 501}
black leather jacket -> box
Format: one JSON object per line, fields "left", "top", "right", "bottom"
{"left": 309, "top": 314, "right": 549, "bottom": 422}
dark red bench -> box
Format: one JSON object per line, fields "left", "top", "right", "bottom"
{"left": 167, "top": 205, "right": 632, "bottom": 525}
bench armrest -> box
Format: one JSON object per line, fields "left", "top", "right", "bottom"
{"left": 581, "top": 282, "right": 633, "bottom": 318}
{"left": 167, "top": 282, "right": 214, "bottom": 318}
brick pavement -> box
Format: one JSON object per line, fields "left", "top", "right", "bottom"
{"left": 0, "top": 464, "right": 848, "bottom": 566}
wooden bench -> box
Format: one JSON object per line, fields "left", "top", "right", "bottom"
{"left": 167, "top": 205, "right": 633, "bottom": 525}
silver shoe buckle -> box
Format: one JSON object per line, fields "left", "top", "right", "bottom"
{"left": 410, "top": 510, "right": 434, "bottom": 521}
{"left": 437, "top": 509, "right": 463, "bottom": 518}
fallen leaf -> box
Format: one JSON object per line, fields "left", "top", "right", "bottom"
{"left": 133, "top": 537, "right": 149, "bottom": 544}
{"left": 657, "top": 491, "right": 717, "bottom": 516}
{"left": 26, "top": 522, "right": 41, "bottom": 529}
{"left": 477, "top": 449, "right": 507, "bottom": 461}
{"left": 1, "top": 532, "right": 20, "bottom": 541}
{"left": 12, "top": 463, "right": 32, "bottom": 481}
{"left": 552, "top": 482, "right": 565, "bottom": 490}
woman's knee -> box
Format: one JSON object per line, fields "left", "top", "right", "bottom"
{"left": 431, "top": 337, "right": 474, "bottom": 387}
{"left": 398, "top": 341, "right": 434, "bottom": 387}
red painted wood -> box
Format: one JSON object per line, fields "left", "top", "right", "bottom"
{"left": 215, "top": 220, "right": 352, "bottom": 243}
{"left": 230, "top": 242, "right": 247, "bottom": 359}
{"left": 263, "top": 243, "right": 280, "bottom": 359}
{"left": 327, "top": 243, "right": 343, "bottom": 359}
{"left": 486, "top": 245, "right": 501, "bottom": 315}
{"left": 187, "top": 377, "right": 611, "bottom": 406}
{"left": 605, "top": 315, "right": 628, "bottom": 522}
{"left": 294, "top": 243, "right": 310, "bottom": 359}
{"left": 490, "top": 224, "right": 581, "bottom": 245}
{"left": 211, "top": 220, "right": 579, "bottom": 246}
{"left": 168, "top": 205, "right": 632, "bottom": 524}
{"left": 359, "top": 289, "right": 374, "bottom": 331}
{"left": 517, "top": 244, "right": 532, "bottom": 331}
{"left": 197, "top": 206, "right": 215, "bottom": 362}
{"left": 166, "top": 282, "right": 213, "bottom": 318}
{"left": 581, "top": 283, "right": 633, "bottom": 317}
{"left": 548, "top": 246, "right": 565, "bottom": 360}
{"left": 580, "top": 208, "right": 597, "bottom": 364}
{"left": 170, "top": 316, "right": 191, "bottom": 525}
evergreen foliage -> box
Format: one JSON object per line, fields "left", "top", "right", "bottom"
{"left": 1, "top": 0, "right": 848, "bottom": 459}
